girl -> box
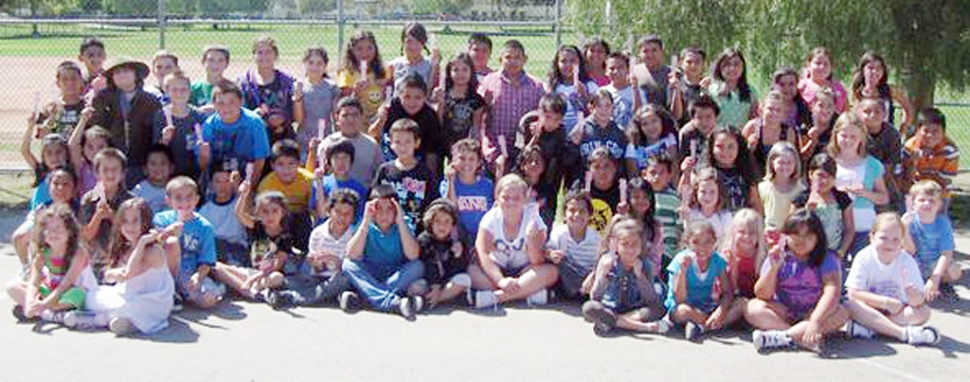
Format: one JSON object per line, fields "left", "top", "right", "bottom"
{"left": 703, "top": 126, "right": 761, "bottom": 213}
{"left": 679, "top": 167, "right": 733, "bottom": 241}
{"left": 387, "top": 22, "right": 438, "bottom": 96}
{"left": 470, "top": 174, "right": 558, "bottom": 309}
{"left": 13, "top": 168, "right": 79, "bottom": 268}
{"left": 772, "top": 66, "right": 811, "bottom": 129}
{"left": 435, "top": 53, "right": 486, "bottom": 154}
{"left": 665, "top": 220, "right": 743, "bottom": 342}
{"left": 618, "top": 178, "right": 664, "bottom": 278}
{"left": 416, "top": 199, "right": 470, "bottom": 308}
{"left": 79, "top": 199, "right": 175, "bottom": 335}
{"left": 758, "top": 142, "right": 806, "bottom": 232}
{"left": 69, "top": 108, "right": 110, "bottom": 196}
{"left": 215, "top": 190, "right": 294, "bottom": 300}
{"left": 850, "top": 52, "right": 914, "bottom": 129}
{"left": 746, "top": 208, "right": 849, "bottom": 352}
{"left": 843, "top": 213, "right": 940, "bottom": 346}
{"left": 625, "top": 104, "right": 678, "bottom": 175}
{"left": 550, "top": 45, "right": 600, "bottom": 133}
{"left": 582, "top": 38, "right": 612, "bottom": 87}
{"left": 337, "top": 30, "right": 388, "bottom": 124}
{"left": 36, "top": 61, "right": 86, "bottom": 138}
{"left": 22, "top": 123, "right": 68, "bottom": 212}
{"left": 513, "top": 145, "right": 556, "bottom": 228}
{"left": 546, "top": 190, "right": 601, "bottom": 301}
{"left": 742, "top": 90, "right": 799, "bottom": 172}
{"left": 293, "top": 47, "right": 341, "bottom": 156}
{"left": 799, "top": 47, "right": 847, "bottom": 114}
{"left": 792, "top": 154, "right": 854, "bottom": 258}
{"left": 828, "top": 113, "right": 889, "bottom": 256}
{"left": 707, "top": 48, "right": 758, "bottom": 129}
{"left": 584, "top": 217, "right": 668, "bottom": 336}
{"left": 7, "top": 204, "right": 91, "bottom": 323}
{"left": 238, "top": 36, "right": 296, "bottom": 144}
{"left": 720, "top": 208, "right": 765, "bottom": 299}
{"left": 797, "top": 87, "right": 837, "bottom": 161}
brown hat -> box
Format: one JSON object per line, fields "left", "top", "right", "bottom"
{"left": 105, "top": 57, "right": 149, "bottom": 80}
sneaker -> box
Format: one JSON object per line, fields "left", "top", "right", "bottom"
{"left": 905, "top": 326, "right": 941, "bottom": 346}
{"left": 939, "top": 283, "right": 959, "bottom": 303}
{"left": 412, "top": 295, "right": 425, "bottom": 313}
{"left": 847, "top": 321, "right": 875, "bottom": 339}
{"left": 650, "top": 318, "right": 672, "bottom": 335}
{"left": 108, "top": 317, "right": 136, "bottom": 336}
{"left": 584, "top": 306, "right": 617, "bottom": 336}
{"left": 172, "top": 294, "right": 184, "bottom": 313}
{"left": 266, "top": 290, "right": 294, "bottom": 310}
{"left": 12, "top": 306, "right": 33, "bottom": 323}
{"left": 63, "top": 311, "right": 107, "bottom": 331}
{"left": 473, "top": 290, "right": 499, "bottom": 309}
{"left": 339, "top": 291, "right": 362, "bottom": 313}
{"left": 526, "top": 289, "right": 548, "bottom": 306}
{"left": 685, "top": 321, "right": 705, "bottom": 343}
{"left": 40, "top": 309, "right": 68, "bottom": 324}
{"left": 753, "top": 329, "right": 793, "bottom": 351}
{"left": 399, "top": 296, "right": 418, "bottom": 320}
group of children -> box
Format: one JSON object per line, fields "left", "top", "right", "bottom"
{"left": 6, "top": 26, "right": 962, "bottom": 352}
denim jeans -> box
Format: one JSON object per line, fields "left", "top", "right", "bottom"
{"left": 341, "top": 258, "right": 424, "bottom": 311}
{"left": 282, "top": 272, "right": 351, "bottom": 306}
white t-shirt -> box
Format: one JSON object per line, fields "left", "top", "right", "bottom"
{"left": 687, "top": 209, "right": 733, "bottom": 243}
{"left": 198, "top": 196, "right": 248, "bottom": 246}
{"left": 307, "top": 220, "right": 355, "bottom": 278}
{"left": 547, "top": 224, "right": 602, "bottom": 276}
{"left": 845, "top": 245, "right": 925, "bottom": 304}
{"left": 835, "top": 157, "right": 882, "bottom": 231}
{"left": 480, "top": 203, "right": 547, "bottom": 272}
{"left": 600, "top": 83, "right": 635, "bottom": 129}
{"left": 555, "top": 80, "right": 600, "bottom": 133}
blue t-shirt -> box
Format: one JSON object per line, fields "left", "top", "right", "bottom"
{"left": 309, "top": 175, "right": 368, "bottom": 222}
{"left": 908, "top": 215, "right": 955, "bottom": 272}
{"left": 153, "top": 210, "right": 217, "bottom": 275}
{"left": 363, "top": 222, "right": 404, "bottom": 267}
{"left": 201, "top": 108, "right": 271, "bottom": 172}
{"left": 664, "top": 250, "right": 728, "bottom": 311}
{"left": 29, "top": 175, "right": 51, "bottom": 211}
{"left": 439, "top": 176, "right": 494, "bottom": 238}
{"left": 578, "top": 120, "right": 628, "bottom": 163}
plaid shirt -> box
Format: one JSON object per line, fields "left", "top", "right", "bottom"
{"left": 902, "top": 136, "right": 959, "bottom": 191}
{"left": 478, "top": 70, "right": 545, "bottom": 162}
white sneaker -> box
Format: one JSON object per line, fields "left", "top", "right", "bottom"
{"left": 526, "top": 289, "right": 548, "bottom": 306}
{"left": 474, "top": 290, "right": 499, "bottom": 309}
{"left": 63, "top": 311, "right": 107, "bottom": 330}
{"left": 109, "top": 317, "right": 136, "bottom": 336}
{"left": 905, "top": 326, "right": 940, "bottom": 346}
{"left": 753, "top": 329, "right": 793, "bottom": 351}
{"left": 847, "top": 321, "right": 875, "bottom": 339}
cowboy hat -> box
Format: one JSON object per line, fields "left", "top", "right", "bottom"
{"left": 104, "top": 56, "right": 150, "bottom": 80}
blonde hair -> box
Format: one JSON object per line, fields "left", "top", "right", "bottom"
{"left": 826, "top": 112, "right": 867, "bottom": 158}
{"left": 761, "top": 89, "right": 786, "bottom": 110}
{"left": 763, "top": 141, "right": 802, "bottom": 182}
{"left": 165, "top": 175, "right": 198, "bottom": 196}
{"left": 909, "top": 179, "right": 943, "bottom": 199}
{"left": 163, "top": 69, "right": 191, "bottom": 89}
{"left": 721, "top": 208, "right": 766, "bottom": 271}
{"left": 495, "top": 174, "right": 529, "bottom": 201}
{"left": 813, "top": 87, "right": 835, "bottom": 107}
{"left": 870, "top": 212, "right": 907, "bottom": 239}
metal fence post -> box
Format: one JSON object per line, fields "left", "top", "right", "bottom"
{"left": 554, "top": 0, "right": 562, "bottom": 48}
{"left": 157, "top": 0, "right": 166, "bottom": 49}
{"left": 337, "top": 0, "right": 345, "bottom": 57}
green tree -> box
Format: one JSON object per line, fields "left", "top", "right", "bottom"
{"left": 568, "top": 0, "right": 970, "bottom": 111}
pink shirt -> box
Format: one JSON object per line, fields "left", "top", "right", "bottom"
{"left": 798, "top": 77, "right": 847, "bottom": 113}
{"left": 478, "top": 70, "right": 545, "bottom": 161}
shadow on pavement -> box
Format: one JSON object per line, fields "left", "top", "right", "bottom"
{"left": 137, "top": 318, "right": 200, "bottom": 344}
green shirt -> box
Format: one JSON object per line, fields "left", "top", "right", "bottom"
{"left": 654, "top": 186, "right": 681, "bottom": 260}
{"left": 190, "top": 80, "right": 214, "bottom": 107}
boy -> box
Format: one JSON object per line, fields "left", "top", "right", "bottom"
{"left": 132, "top": 144, "right": 175, "bottom": 213}
{"left": 199, "top": 160, "right": 250, "bottom": 267}
{"left": 154, "top": 176, "right": 224, "bottom": 309}
{"left": 678, "top": 95, "right": 720, "bottom": 157}
{"left": 600, "top": 52, "right": 642, "bottom": 129}
{"left": 902, "top": 180, "right": 962, "bottom": 303}
{"left": 317, "top": 97, "right": 383, "bottom": 185}
{"left": 441, "top": 138, "right": 494, "bottom": 242}
{"left": 154, "top": 70, "right": 205, "bottom": 180}
{"left": 190, "top": 45, "right": 231, "bottom": 111}
{"left": 88, "top": 57, "right": 162, "bottom": 186}
{"left": 577, "top": 90, "right": 629, "bottom": 165}
{"left": 313, "top": 140, "right": 368, "bottom": 221}
{"left": 268, "top": 189, "right": 359, "bottom": 309}
{"left": 902, "top": 108, "right": 959, "bottom": 200}
{"left": 78, "top": 37, "right": 106, "bottom": 93}
{"left": 341, "top": 185, "right": 425, "bottom": 319}
{"left": 570, "top": 147, "right": 622, "bottom": 235}
{"left": 78, "top": 148, "right": 135, "bottom": 280}
{"left": 547, "top": 190, "right": 602, "bottom": 301}
{"left": 631, "top": 34, "right": 673, "bottom": 110}
{"left": 478, "top": 40, "right": 545, "bottom": 173}
{"left": 368, "top": 74, "right": 444, "bottom": 175}
{"left": 645, "top": 155, "right": 681, "bottom": 272}
{"left": 670, "top": 47, "right": 707, "bottom": 124}
{"left": 258, "top": 139, "right": 315, "bottom": 251}
{"left": 372, "top": 119, "right": 439, "bottom": 234}
{"left": 146, "top": 50, "right": 179, "bottom": 104}
{"left": 467, "top": 33, "right": 494, "bottom": 83}
{"left": 200, "top": 80, "right": 271, "bottom": 184}
{"left": 519, "top": 94, "right": 580, "bottom": 202}
{"left": 857, "top": 99, "right": 902, "bottom": 210}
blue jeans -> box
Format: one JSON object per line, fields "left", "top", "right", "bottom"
{"left": 341, "top": 258, "right": 424, "bottom": 311}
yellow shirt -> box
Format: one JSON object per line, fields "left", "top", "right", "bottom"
{"left": 257, "top": 168, "right": 315, "bottom": 213}
{"left": 336, "top": 69, "right": 385, "bottom": 122}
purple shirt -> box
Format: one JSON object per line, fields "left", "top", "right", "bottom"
{"left": 761, "top": 251, "right": 841, "bottom": 315}
{"left": 478, "top": 70, "right": 545, "bottom": 163}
